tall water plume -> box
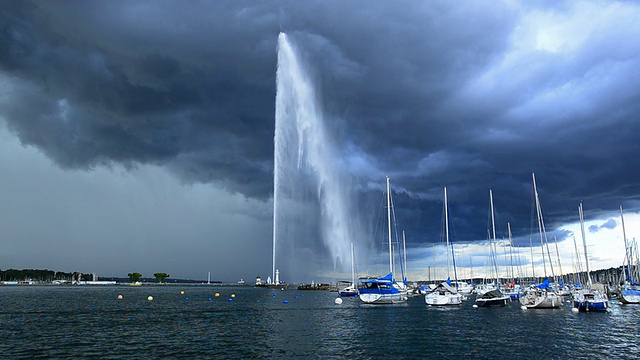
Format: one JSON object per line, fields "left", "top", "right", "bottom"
{"left": 273, "top": 33, "right": 364, "bottom": 282}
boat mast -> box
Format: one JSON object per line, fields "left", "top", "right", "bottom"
{"left": 529, "top": 234, "right": 535, "bottom": 281}
{"left": 579, "top": 202, "right": 592, "bottom": 287}
{"left": 402, "top": 231, "right": 408, "bottom": 283}
{"left": 444, "top": 187, "right": 451, "bottom": 279}
{"left": 553, "top": 236, "right": 564, "bottom": 284}
{"left": 572, "top": 234, "right": 583, "bottom": 285}
{"left": 387, "top": 176, "right": 393, "bottom": 275}
{"left": 620, "top": 205, "right": 633, "bottom": 283}
{"left": 532, "top": 172, "right": 548, "bottom": 279}
{"left": 490, "top": 189, "right": 499, "bottom": 286}
{"left": 508, "top": 223, "right": 514, "bottom": 283}
{"left": 445, "top": 187, "right": 460, "bottom": 288}
{"left": 633, "top": 240, "right": 640, "bottom": 283}
{"left": 350, "top": 242, "right": 355, "bottom": 286}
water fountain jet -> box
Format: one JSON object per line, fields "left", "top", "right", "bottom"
{"left": 272, "top": 33, "right": 365, "bottom": 282}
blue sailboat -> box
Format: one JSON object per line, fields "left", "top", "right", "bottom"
{"left": 358, "top": 177, "right": 408, "bottom": 304}
{"left": 338, "top": 243, "right": 358, "bottom": 297}
{"left": 618, "top": 205, "right": 640, "bottom": 304}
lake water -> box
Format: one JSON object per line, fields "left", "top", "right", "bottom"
{"left": 0, "top": 286, "right": 638, "bottom": 359}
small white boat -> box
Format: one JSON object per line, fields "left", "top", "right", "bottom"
{"left": 425, "top": 281, "right": 463, "bottom": 306}
{"left": 520, "top": 281, "right": 562, "bottom": 308}
{"left": 425, "top": 187, "right": 463, "bottom": 307}
{"left": 520, "top": 173, "right": 561, "bottom": 309}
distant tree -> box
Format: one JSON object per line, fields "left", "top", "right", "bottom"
{"left": 127, "top": 272, "right": 142, "bottom": 283}
{"left": 154, "top": 273, "right": 170, "bottom": 283}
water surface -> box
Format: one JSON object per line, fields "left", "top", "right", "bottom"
{"left": 1, "top": 286, "right": 638, "bottom": 359}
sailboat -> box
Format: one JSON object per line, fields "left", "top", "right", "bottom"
{"left": 425, "top": 187, "right": 464, "bottom": 306}
{"left": 618, "top": 205, "right": 640, "bottom": 304}
{"left": 358, "top": 177, "right": 408, "bottom": 304}
{"left": 338, "top": 243, "right": 358, "bottom": 297}
{"left": 475, "top": 190, "right": 511, "bottom": 307}
{"left": 519, "top": 172, "right": 562, "bottom": 309}
{"left": 572, "top": 202, "right": 610, "bottom": 312}
{"left": 502, "top": 223, "right": 523, "bottom": 300}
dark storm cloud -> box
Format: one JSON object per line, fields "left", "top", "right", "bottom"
{"left": 2, "top": 0, "right": 640, "bottom": 256}
{"left": 0, "top": 1, "right": 278, "bottom": 198}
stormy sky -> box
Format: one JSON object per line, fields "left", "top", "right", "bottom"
{"left": 1, "top": 1, "right": 640, "bottom": 282}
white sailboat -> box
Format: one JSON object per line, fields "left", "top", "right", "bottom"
{"left": 358, "top": 177, "right": 408, "bottom": 304}
{"left": 572, "top": 202, "right": 610, "bottom": 312}
{"left": 519, "top": 172, "right": 562, "bottom": 309}
{"left": 425, "top": 187, "right": 463, "bottom": 306}
{"left": 618, "top": 205, "right": 640, "bottom": 304}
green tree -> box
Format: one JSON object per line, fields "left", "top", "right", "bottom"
{"left": 127, "top": 272, "right": 142, "bottom": 283}
{"left": 154, "top": 272, "right": 170, "bottom": 283}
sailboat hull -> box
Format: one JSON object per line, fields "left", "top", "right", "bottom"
{"left": 572, "top": 299, "right": 610, "bottom": 312}
{"left": 619, "top": 288, "right": 640, "bottom": 304}
{"left": 359, "top": 291, "right": 407, "bottom": 304}
{"left": 476, "top": 297, "right": 510, "bottom": 307}
{"left": 425, "top": 292, "right": 463, "bottom": 306}
{"left": 338, "top": 286, "right": 358, "bottom": 297}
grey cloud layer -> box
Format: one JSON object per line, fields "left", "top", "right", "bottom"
{"left": 2, "top": 1, "right": 640, "bottom": 250}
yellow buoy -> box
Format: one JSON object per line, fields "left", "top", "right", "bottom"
{"left": 215, "top": 293, "right": 220, "bottom": 297}
{"left": 148, "top": 296, "right": 154, "bottom": 301}
{"left": 180, "top": 291, "right": 185, "bottom": 295}
{"left": 117, "top": 295, "right": 123, "bottom": 300}
{"left": 231, "top": 294, "right": 236, "bottom": 298}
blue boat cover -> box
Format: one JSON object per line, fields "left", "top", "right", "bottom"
{"left": 361, "top": 272, "right": 393, "bottom": 284}
{"left": 536, "top": 278, "right": 550, "bottom": 290}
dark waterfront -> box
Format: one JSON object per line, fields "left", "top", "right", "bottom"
{"left": 0, "top": 286, "right": 638, "bottom": 359}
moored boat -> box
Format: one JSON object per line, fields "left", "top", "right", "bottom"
{"left": 358, "top": 177, "right": 408, "bottom": 304}
{"left": 425, "top": 187, "right": 463, "bottom": 306}
{"left": 573, "top": 288, "right": 610, "bottom": 312}
{"left": 338, "top": 243, "right": 359, "bottom": 297}
{"left": 476, "top": 289, "right": 510, "bottom": 307}
{"left": 520, "top": 280, "right": 562, "bottom": 308}
{"left": 519, "top": 173, "right": 561, "bottom": 309}
{"left": 571, "top": 202, "right": 610, "bottom": 312}
{"left": 474, "top": 189, "right": 510, "bottom": 308}
{"left": 425, "top": 279, "right": 463, "bottom": 306}
{"left": 618, "top": 205, "right": 640, "bottom": 304}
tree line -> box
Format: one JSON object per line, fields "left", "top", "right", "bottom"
{"left": 0, "top": 269, "right": 171, "bottom": 283}
{"left": 0, "top": 269, "right": 91, "bottom": 282}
